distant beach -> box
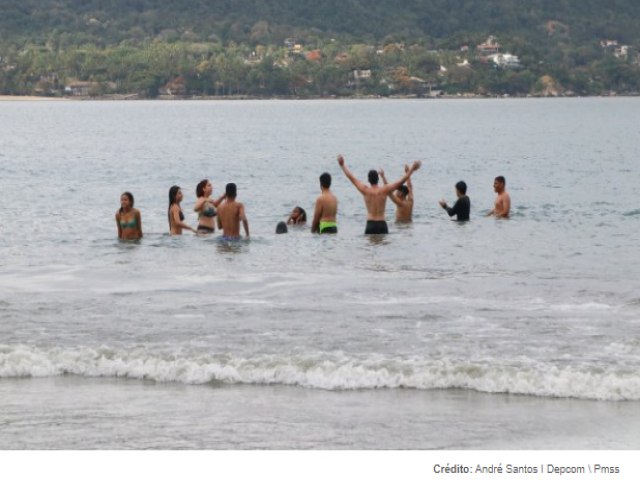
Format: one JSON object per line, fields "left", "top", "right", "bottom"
{"left": 1, "top": 93, "right": 637, "bottom": 102}
{"left": 0, "top": 95, "right": 67, "bottom": 101}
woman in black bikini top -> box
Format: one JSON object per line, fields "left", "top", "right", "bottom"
{"left": 168, "top": 185, "right": 196, "bottom": 235}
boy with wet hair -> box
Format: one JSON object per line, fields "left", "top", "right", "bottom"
{"left": 312, "top": 172, "right": 338, "bottom": 234}
{"left": 439, "top": 181, "right": 470, "bottom": 221}
{"left": 217, "top": 183, "right": 250, "bottom": 239}
{"left": 380, "top": 164, "right": 414, "bottom": 223}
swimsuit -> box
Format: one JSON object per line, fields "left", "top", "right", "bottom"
{"left": 364, "top": 220, "right": 388, "bottom": 235}
{"left": 168, "top": 209, "right": 185, "bottom": 230}
{"left": 197, "top": 225, "right": 215, "bottom": 233}
{"left": 319, "top": 220, "right": 337, "bottom": 234}
{"left": 199, "top": 200, "right": 217, "bottom": 218}
{"left": 119, "top": 216, "right": 138, "bottom": 229}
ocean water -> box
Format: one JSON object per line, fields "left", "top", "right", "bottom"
{"left": 1, "top": 98, "right": 639, "bottom": 449}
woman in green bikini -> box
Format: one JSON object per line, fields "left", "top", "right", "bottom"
{"left": 193, "top": 179, "right": 225, "bottom": 234}
{"left": 116, "top": 191, "right": 143, "bottom": 240}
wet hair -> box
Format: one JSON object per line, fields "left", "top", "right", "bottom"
{"left": 225, "top": 183, "right": 237, "bottom": 198}
{"left": 396, "top": 185, "right": 409, "bottom": 197}
{"left": 495, "top": 176, "right": 506, "bottom": 185}
{"left": 368, "top": 169, "right": 379, "bottom": 185}
{"left": 196, "top": 179, "right": 209, "bottom": 198}
{"left": 168, "top": 185, "right": 181, "bottom": 227}
{"left": 319, "top": 172, "right": 331, "bottom": 189}
{"left": 295, "top": 206, "right": 307, "bottom": 222}
{"left": 119, "top": 191, "right": 134, "bottom": 213}
{"left": 455, "top": 181, "right": 467, "bottom": 195}
{"left": 275, "top": 221, "right": 288, "bottom": 234}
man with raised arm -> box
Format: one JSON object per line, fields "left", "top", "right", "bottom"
{"left": 380, "top": 164, "right": 414, "bottom": 223}
{"left": 217, "top": 183, "right": 249, "bottom": 239}
{"left": 487, "top": 175, "right": 511, "bottom": 218}
{"left": 337, "top": 154, "right": 421, "bottom": 234}
{"left": 311, "top": 172, "right": 338, "bottom": 234}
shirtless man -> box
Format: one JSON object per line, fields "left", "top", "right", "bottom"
{"left": 379, "top": 164, "right": 414, "bottom": 223}
{"left": 311, "top": 172, "right": 338, "bottom": 234}
{"left": 487, "top": 175, "right": 511, "bottom": 218}
{"left": 337, "top": 154, "right": 421, "bottom": 234}
{"left": 216, "top": 183, "right": 249, "bottom": 239}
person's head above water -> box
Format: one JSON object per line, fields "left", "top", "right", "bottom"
{"left": 396, "top": 185, "right": 409, "bottom": 198}
{"left": 368, "top": 169, "right": 379, "bottom": 185}
{"left": 196, "top": 179, "right": 212, "bottom": 198}
{"left": 319, "top": 172, "right": 331, "bottom": 190}
{"left": 225, "top": 182, "right": 237, "bottom": 199}
{"left": 275, "top": 221, "right": 288, "bottom": 234}
{"left": 493, "top": 176, "right": 506, "bottom": 193}
{"left": 168, "top": 185, "right": 181, "bottom": 206}
{"left": 120, "top": 191, "right": 134, "bottom": 212}
{"left": 455, "top": 181, "right": 467, "bottom": 196}
{"left": 292, "top": 206, "right": 306, "bottom": 222}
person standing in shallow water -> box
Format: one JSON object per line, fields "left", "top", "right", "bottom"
{"left": 168, "top": 185, "right": 197, "bottom": 235}
{"left": 194, "top": 179, "right": 225, "bottom": 234}
{"left": 338, "top": 154, "right": 421, "bottom": 234}
{"left": 380, "top": 164, "right": 414, "bottom": 223}
{"left": 311, "top": 172, "right": 338, "bottom": 234}
{"left": 116, "top": 192, "right": 143, "bottom": 240}
{"left": 217, "top": 183, "right": 249, "bottom": 240}
{"left": 487, "top": 175, "right": 511, "bottom": 218}
{"left": 439, "top": 181, "right": 470, "bottom": 221}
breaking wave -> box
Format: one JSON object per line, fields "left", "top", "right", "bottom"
{"left": 1, "top": 344, "right": 639, "bottom": 401}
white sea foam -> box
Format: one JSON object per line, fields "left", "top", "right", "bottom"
{"left": 1, "top": 344, "right": 639, "bottom": 401}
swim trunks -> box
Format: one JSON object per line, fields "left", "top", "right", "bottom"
{"left": 364, "top": 220, "right": 388, "bottom": 235}
{"left": 319, "top": 220, "right": 337, "bottom": 234}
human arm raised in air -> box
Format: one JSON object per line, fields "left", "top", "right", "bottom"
{"left": 337, "top": 154, "right": 368, "bottom": 195}
{"left": 404, "top": 164, "right": 414, "bottom": 203}
{"left": 379, "top": 168, "right": 402, "bottom": 206}
{"left": 380, "top": 160, "right": 421, "bottom": 194}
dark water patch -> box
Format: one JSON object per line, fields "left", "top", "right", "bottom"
{"left": 623, "top": 209, "right": 640, "bottom": 217}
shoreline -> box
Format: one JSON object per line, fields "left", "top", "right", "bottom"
{"left": 2, "top": 376, "right": 639, "bottom": 449}
{"left": 0, "top": 95, "right": 68, "bottom": 101}
{"left": 2, "top": 93, "right": 639, "bottom": 102}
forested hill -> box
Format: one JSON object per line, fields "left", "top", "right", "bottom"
{"left": 2, "top": 1, "right": 640, "bottom": 97}
{"left": 2, "top": 0, "right": 640, "bottom": 46}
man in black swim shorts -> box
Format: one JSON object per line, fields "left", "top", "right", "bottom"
{"left": 337, "top": 155, "right": 421, "bottom": 234}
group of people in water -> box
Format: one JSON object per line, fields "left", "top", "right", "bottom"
{"left": 116, "top": 154, "right": 511, "bottom": 241}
